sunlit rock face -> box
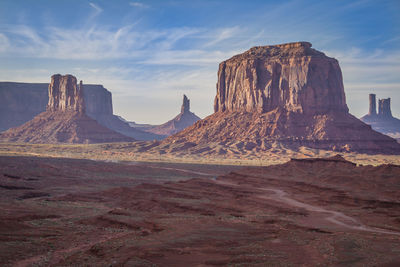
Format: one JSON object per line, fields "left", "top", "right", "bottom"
{"left": 0, "top": 74, "right": 134, "bottom": 144}
{"left": 214, "top": 42, "right": 348, "bottom": 115}
{"left": 47, "top": 74, "right": 85, "bottom": 113}
{"left": 163, "top": 42, "right": 400, "bottom": 154}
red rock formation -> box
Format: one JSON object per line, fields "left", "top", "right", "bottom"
{"left": 165, "top": 42, "right": 400, "bottom": 154}
{"left": 214, "top": 42, "right": 348, "bottom": 115}
{"left": 47, "top": 74, "right": 85, "bottom": 113}
{"left": 0, "top": 74, "right": 133, "bottom": 144}
{"left": 361, "top": 95, "right": 400, "bottom": 139}
{"left": 0, "top": 78, "right": 162, "bottom": 141}
{"left": 0, "top": 82, "right": 48, "bottom": 131}
{"left": 368, "top": 94, "right": 377, "bottom": 116}
{"left": 378, "top": 98, "right": 392, "bottom": 117}
{"left": 139, "top": 94, "right": 201, "bottom": 136}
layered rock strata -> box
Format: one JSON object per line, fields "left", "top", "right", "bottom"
{"left": 0, "top": 82, "right": 48, "bottom": 131}
{"left": 166, "top": 42, "right": 400, "bottom": 154}
{"left": 0, "top": 80, "right": 163, "bottom": 140}
{"left": 214, "top": 42, "right": 348, "bottom": 115}
{"left": 0, "top": 75, "right": 133, "bottom": 144}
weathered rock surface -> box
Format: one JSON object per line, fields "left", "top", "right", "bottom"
{"left": 82, "top": 84, "right": 164, "bottom": 140}
{"left": 0, "top": 82, "right": 48, "bottom": 131}
{"left": 0, "top": 79, "right": 164, "bottom": 140}
{"left": 0, "top": 75, "right": 133, "bottom": 144}
{"left": 165, "top": 42, "right": 400, "bottom": 154}
{"left": 361, "top": 94, "right": 400, "bottom": 139}
{"left": 138, "top": 95, "right": 201, "bottom": 136}
{"left": 214, "top": 42, "right": 348, "bottom": 114}
{"left": 47, "top": 74, "right": 85, "bottom": 112}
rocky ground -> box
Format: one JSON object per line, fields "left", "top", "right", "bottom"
{"left": 1, "top": 141, "right": 400, "bottom": 166}
{"left": 1, "top": 155, "right": 399, "bottom": 266}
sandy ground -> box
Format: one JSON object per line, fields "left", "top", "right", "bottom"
{"left": 1, "top": 155, "right": 400, "bottom": 266}
{"left": 0, "top": 141, "right": 400, "bottom": 166}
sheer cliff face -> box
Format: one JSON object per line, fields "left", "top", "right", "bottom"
{"left": 214, "top": 42, "right": 348, "bottom": 114}
{"left": 83, "top": 85, "right": 113, "bottom": 117}
{"left": 47, "top": 74, "right": 85, "bottom": 113}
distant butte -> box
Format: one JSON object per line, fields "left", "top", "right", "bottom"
{"left": 132, "top": 94, "right": 201, "bottom": 136}
{"left": 361, "top": 94, "right": 400, "bottom": 139}
{"left": 162, "top": 42, "right": 400, "bottom": 154}
{"left": 0, "top": 74, "right": 133, "bottom": 144}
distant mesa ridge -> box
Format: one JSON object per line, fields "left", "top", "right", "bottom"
{"left": 165, "top": 42, "right": 400, "bottom": 154}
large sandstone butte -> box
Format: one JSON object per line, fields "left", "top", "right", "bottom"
{"left": 361, "top": 94, "right": 400, "bottom": 139}
{"left": 165, "top": 42, "right": 400, "bottom": 154}
{"left": 0, "top": 74, "right": 133, "bottom": 144}
{"left": 136, "top": 95, "right": 201, "bottom": 136}
{"left": 0, "top": 80, "right": 163, "bottom": 140}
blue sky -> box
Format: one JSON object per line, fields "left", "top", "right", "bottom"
{"left": 0, "top": 0, "right": 399, "bottom": 123}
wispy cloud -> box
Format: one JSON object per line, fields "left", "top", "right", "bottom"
{"left": 89, "top": 2, "right": 103, "bottom": 15}
{"left": 129, "top": 2, "right": 149, "bottom": 8}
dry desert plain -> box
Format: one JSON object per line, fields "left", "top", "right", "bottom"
{"left": 0, "top": 142, "right": 400, "bottom": 266}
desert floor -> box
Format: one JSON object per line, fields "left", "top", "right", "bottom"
{"left": 0, "top": 143, "right": 400, "bottom": 266}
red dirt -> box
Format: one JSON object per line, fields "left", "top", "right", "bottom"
{"left": 1, "top": 155, "right": 400, "bottom": 266}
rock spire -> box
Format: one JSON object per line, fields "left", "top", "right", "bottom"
{"left": 181, "top": 94, "right": 190, "bottom": 113}
{"left": 378, "top": 98, "right": 392, "bottom": 118}
{"left": 368, "top": 94, "right": 377, "bottom": 116}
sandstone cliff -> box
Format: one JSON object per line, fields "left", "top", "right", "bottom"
{"left": 361, "top": 94, "right": 400, "bottom": 139}
{"left": 0, "top": 80, "right": 164, "bottom": 140}
{"left": 136, "top": 95, "right": 201, "bottom": 136}
{"left": 163, "top": 42, "right": 400, "bottom": 154}
{"left": 47, "top": 74, "right": 85, "bottom": 112}
{"left": 0, "top": 74, "right": 133, "bottom": 144}
{"left": 214, "top": 42, "right": 348, "bottom": 115}
{"left": 0, "top": 82, "right": 48, "bottom": 131}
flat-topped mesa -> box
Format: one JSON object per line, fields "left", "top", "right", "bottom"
{"left": 181, "top": 94, "right": 190, "bottom": 114}
{"left": 47, "top": 74, "right": 85, "bottom": 113}
{"left": 378, "top": 98, "right": 392, "bottom": 118}
{"left": 214, "top": 42, "right": 349, "bottom": 114}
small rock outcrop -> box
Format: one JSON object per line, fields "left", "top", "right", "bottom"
{"left": 361, "top": 94, "right": 400, "bottom": 139}
{"left": 165, "top": 42, "right": 400, "bottom": 154}
{"left": 137, "top": 94, "right": 201, "bottom": 136}
{"left": 0, "top": 74, "right": 133, "bottom": 144}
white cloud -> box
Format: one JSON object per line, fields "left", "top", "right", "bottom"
{"left": 129, "top": 2, "right": 149, "bottom": 8}
{"left": 89, "top": 2, "right": 103, "bottom": 15}
{"left": 0, "top": 33, "right": 9, "bottom": 52}
{"left": 204, "top": 26, "right": 241, "bottom": 47}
